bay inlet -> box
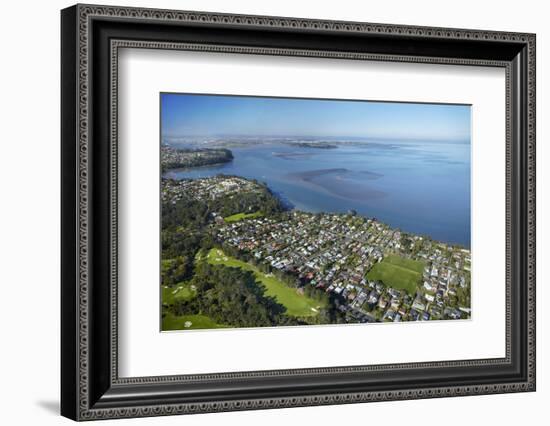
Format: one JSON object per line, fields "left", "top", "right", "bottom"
{"left": 164, "top": 140, "right": 471, "bottom": 248}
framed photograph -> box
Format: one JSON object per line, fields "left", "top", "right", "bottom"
{"left": 61, "top": 4, "right": 536, "bottom": 421}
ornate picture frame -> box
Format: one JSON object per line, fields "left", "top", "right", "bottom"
{"left": 61, "top": 4, "right": 535, "bottom": 421}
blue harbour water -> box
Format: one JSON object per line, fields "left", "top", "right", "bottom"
{"left": 165, "top": 141, "right": 471, "bottom": 248}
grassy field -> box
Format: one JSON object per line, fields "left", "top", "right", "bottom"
{"left": 224, "top": 211, "right": 263, "bottom": 223}
{"left": 161, "top": 283, "right": 197, "bottom": 305}
{"left": 206, "top": 248, "right": 322, "bottom": 317}
{"left": 385, "top": 255, "right": 425, "bottom": 273}
{"left": 366, "top": 255, "right": 425, "bottom": 295}
{"left": 162, "top": 312, "right": 227, "bottom": 331}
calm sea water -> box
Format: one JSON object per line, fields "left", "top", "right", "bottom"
{"left": 165, "top": 141, "right": 471, "bottom": 248}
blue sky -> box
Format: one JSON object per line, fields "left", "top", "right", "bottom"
{"left": 161, "top": 93, "right": 471, "bottom": 142}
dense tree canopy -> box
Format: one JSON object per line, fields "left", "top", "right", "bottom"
{"left": 173, "top": 263, "right": 301, "bottom": 328}
{"left": 161, "top": 175, "right": 291, "bottom": 328}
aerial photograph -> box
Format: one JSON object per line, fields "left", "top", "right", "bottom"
{"left": 160, "top": 93, "right": 472, "bottom": 331}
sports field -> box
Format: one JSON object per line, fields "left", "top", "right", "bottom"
{"left": 206, "top": 248, "right": 322, "bottom": 317}
{"left": 223, "top": 211, "right": 263, "bottom": 223}
{"left": 366, "top": 255, "right": 425, "bottom": 295}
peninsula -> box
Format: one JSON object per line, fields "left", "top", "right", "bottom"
{"left": 161, "top": 145, "right": 233, "bottom": 171}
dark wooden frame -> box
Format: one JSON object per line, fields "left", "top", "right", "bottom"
{"left": 61, "top": 4, "right": 536, "bottom": 421}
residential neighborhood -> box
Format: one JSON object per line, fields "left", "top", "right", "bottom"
{"left": 162, "top": 173, "right": 472, "bottom": 326}
{"left": 161, "top": 145, "right": 233, "bottom": 170}
{"left": 159, "top": 96, "right": 473, "bottom": 331}
{"left": 214, "top": 209, "right": 471, "bottom": 323}
{"left": 162, "top": 175, "right": 264, "bottom": 204}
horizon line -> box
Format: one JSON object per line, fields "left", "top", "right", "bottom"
{"left": 162, "top": 134, "right": 471, "bottom": 143}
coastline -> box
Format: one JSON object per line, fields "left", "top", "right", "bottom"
{"left": 162, "top": 172, "right": 470, "bottom": 251}
{"left": 161, "top": 142, "right": 471, "bottom": 249}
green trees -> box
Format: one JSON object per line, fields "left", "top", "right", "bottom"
{"left": 400, "top": 233, "right": 414, "bottom": 254}
{"left": 162, "top": 196, "right": 210, "bottom": 229}
{"left": 303, "top": 284, "right": 329, "bottom": 305}
{"left": 160, "top": 177, "right": 292, "bottom": 329}
{"left": 161, "top": 256, "right": 192, "bottom": 286}
{"left": 174, "top": 263, "right": 297, "bottom": 328}
{"left": 160, "top": 176, "right": 285, "bottom": 289}
{"left": 456, "top": 286, "right": 471, "bottom": 308}
{"left": 161, "top": 178, "right": 284, "bottom": 226}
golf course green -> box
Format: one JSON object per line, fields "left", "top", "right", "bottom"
{"left": 206, "top": 248, "right": 322, "bottom": 317}
{"left": 162, "top": 312, "right": 227, "bottom": 331}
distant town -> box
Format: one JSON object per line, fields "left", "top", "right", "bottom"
{"left": 160, "top": 146, "right": 471, "bottom": 330}
{"left": 161, "top": 145, "right": 233, "bottom": 170}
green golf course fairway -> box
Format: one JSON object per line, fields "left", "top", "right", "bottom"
{"left": 206, "top": 248, "right": 322, "bottom": 317}
{"left": 162, "top": 312, "right": 227, "bottom": 331}
{"left": 161, "top": 283, "right": 196, "bottom": 305}
{"left": 224, "top": 211, "right": 263, "bottom": 223}
{"left": 366, "top": 255, "right": 425, "bottom": 295}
